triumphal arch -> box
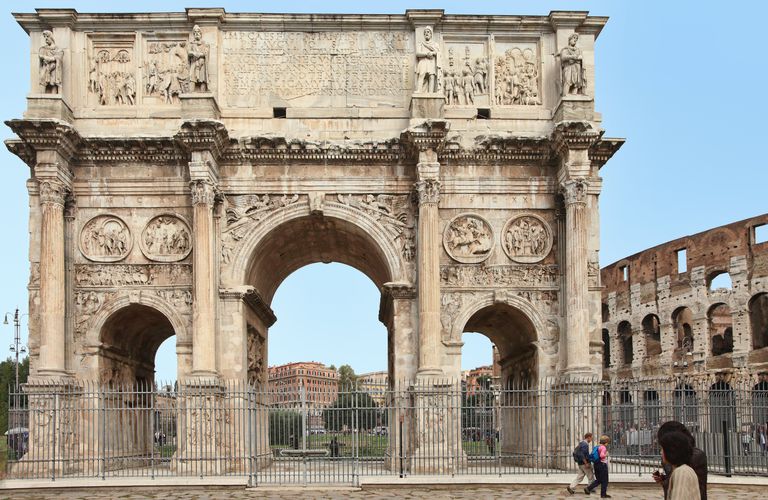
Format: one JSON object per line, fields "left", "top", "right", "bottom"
{"left": 6, "top": 8, "right": 622, "bottom": 478}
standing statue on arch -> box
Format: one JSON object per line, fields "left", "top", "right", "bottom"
{"left": 559, "top": 33, "right": 587, "bottom": 96}
{"left": 38, "top": 30, "right": 63, "bottom": 94}
{"left": 414, "top": 26, "right": 442, "bottom": 94}
{"left": 188, "top": 25, "right": 210, "bottom": 92}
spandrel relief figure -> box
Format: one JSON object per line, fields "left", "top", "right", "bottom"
{"left": 502, "top": 215, "right": 552, "bottom": 264}
{"left": 559, "top": 33, "right": 587, "bottom": 96}
{"left": 443, "top": 215, "right": 493, "bottom": 264}
{"left": 38, "top": 30, "right": 63, "bottom": 94}
{"left": 414, "top": 27, "right": 442, "bottom": 94}
{"left": 188, "top": 25, "right": 210, "bottom": 92}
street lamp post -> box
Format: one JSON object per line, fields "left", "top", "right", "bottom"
{"left": 4, "top": 308, "right": 27, "bottom": 390}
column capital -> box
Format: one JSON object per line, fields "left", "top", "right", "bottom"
{"left": 38, "top": 178, "right": 70, "bottom": 207}
{"left": 414, "top": 178, "right": 441, "bottom": 205}
{"left": 190, "top": 179, "right": 219, "bottom": 206}
{"left": 560, "top": 178, "right": 588, "bottom": 206}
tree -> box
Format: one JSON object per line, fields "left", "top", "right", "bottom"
{"left": 269, "top": 410, "right": 302, "bottom": 446}
{"left": 337, "top": 364, "right": 358, "bottom": 388}
{"left": 0, "top": 357, "right": 29, "bottom": 434}
{"left": 323, "top": 391, "right": 386, "bottom": 432}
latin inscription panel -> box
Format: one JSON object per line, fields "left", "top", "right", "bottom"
{"left": 222, "top": 31, "right": 414, "bottom": 107}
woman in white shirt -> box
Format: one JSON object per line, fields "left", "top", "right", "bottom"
{"left": 659, "top": 431, "right": 701, "bottom": 500}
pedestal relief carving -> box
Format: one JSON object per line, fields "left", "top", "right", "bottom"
{"left": 493, "top": 43, "right": 540, "bottom": 106}
{"left": 39, "top": 31, "right": 63, "bottom": 94}
{"left": 502, "top": 214, "right": 552, "bottom": 264}
{"left": 79, "top": 215, "right": 132, "bottom": 263}
{"left": 140, "top": 215, "right": 192, "bottom": 262}
{"left": 337, "top": 194, "right": 416, "bottom": 262}
{"left": 89, "top": 47, "right": 136, "bottom": 106}
{"left": 443, "top": 214, "right": 493, "bottom": 264}
{"left": 444, "top": 43, "right": 489, "bottom": 106}
{"left": 558, "top": 33, "right": 587, "bottom": 96}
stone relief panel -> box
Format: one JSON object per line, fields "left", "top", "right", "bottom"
{"left": 74, "top": 291, "right": 116, "bottom": 343}
{"left": 143, "top": 38, "right": 191, "bottom": 104}
{"left": 440, "top": 291, "right": 483, "bottom": 338}
{"left": 502, "top": 214, "right": 552, "bottom": 264}
{"left": 336, "top": 194, "right": 416, "bottom": 263}
{"left": 88, "top": 35, "right": 137, "bottom": 106}
{"left": 443, "top": 41, "right": 489, "bottom": 106}
{"left": 443, "top": 214, "right": 493, "bottom": 264}
{"left": 493, "top": 41, "right": 541, "bottom": 106}
{"left": 247, "top": 325, "right": 265, "bottom": 382}
{"left": 75, "top": 264, "right": 192, "bottom": 288}
{"left": 79, "top": 215, "right": 132, "bottom": 263}
{"left": 222, "top": 31, "right": 413, "bottom": 107}
{"left": 140, "top": 214, "right": 192, "bottom": 262}
{"left": 441, "top": 264, "right": 559, "bottom": 288}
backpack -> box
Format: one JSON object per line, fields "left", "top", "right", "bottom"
{"left": 572, "top": 444, "right": 583, "bottom": 463}
{"left": 589, "top": 445, "right": 601, "bottom": 463}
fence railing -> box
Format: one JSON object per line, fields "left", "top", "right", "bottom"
{"left": 4, "top": 376, "right": 767, "bottom": 484}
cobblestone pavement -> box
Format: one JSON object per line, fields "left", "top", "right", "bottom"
{"left": 4, "top": 484, "right": 768, "bottom": 499}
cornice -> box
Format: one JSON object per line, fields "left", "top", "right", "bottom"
{"left": 77, "top": 137, "right": 185, "bottom": 165}
{"left": 551, "top": 121, "right": 603, "bottom": 158}
{"left": 5, "top": 139, "right": 35, "bottom": 169}
{"left": 440, "top": 135, "right": 552, "bottom": 166}
{"left": 219, "top": 287, "right": 277, "bottom": 327}
{"left": 175, "top": 120, "right": 230, "bottom": 162}
{"left": 223, "top": 137, "right": 405, "bottom": 165}
{"left": 589, "top": 138, "right": 625, "bottom": 170}
{"left": 400, "top": 120, "right": 450, "bottom": 161}
{"left": 5, "top": 119, "right": 82, "bottom": 163}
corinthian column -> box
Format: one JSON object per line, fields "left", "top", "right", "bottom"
{"left": 37, "top": 178, "right": 70, "bottom": 377}
{"left": 190, "top": 178, "right": 218, "bottom": 378}
{"left": 561, "top": 179, "right": 591, "bottom": 374}
{"left": 415, "top": 160, "right": 442, "bottom": 375}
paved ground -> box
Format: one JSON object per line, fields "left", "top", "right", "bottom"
{"left": 3, "top": 484, "right": 768, "bottom": 499}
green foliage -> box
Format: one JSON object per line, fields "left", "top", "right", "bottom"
{"left": 323, "top": 391, "right": 386, "bottom": 432}
{"left": 337, "top": 364, "right": 358, "bottom": 388}
{"left": 0, "top": 357, "right": 29, "bottom": 435}
{"left": 461, "top": 389, "right": 495, "bottom": 430}
{"left": 268, "top": 410, "right": 302, "bottom": 446}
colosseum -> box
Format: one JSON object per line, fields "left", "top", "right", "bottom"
{"left": 601, "top": 214, "right": 768, "bottom": 451}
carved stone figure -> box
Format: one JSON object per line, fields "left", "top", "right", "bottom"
{"left": 502, "top": 214, "right": 553, "bottom": 264}
{"left": 144, "top": 42, "right": 190, "bottom": 103}
{"left": 559, "top": 33, "right": 587, "bottom": 96}
{"left": 89, "top": 49, "right": 136, "bottom": 106}
{"left": 441, "top": 264, "right": 558, "bottom": 288}
{"left": 494, "top": 46, "right": 540, "bottom": 106}
{"left": 414, "top": 27, "right": 442, "bottom": 94}
{"left": 247, "top": 326, "right": 264, "bottom": 382}
{"left": 473, "top": 57, "right": 488, "bottom": 94}
{"left": 188, "top": 25, "right": 210, "bottom": 92}
{"left": 443, "top": 214, "right": 493, "bottom": 264}
{"left": 80, "top": 215, "right": 132, "bottom": 262}
{"left": 38, "top": 30, "right": 63, "bottom": 94}
{"left": 75, "top": 264, "right": 192, "bottom": 287}
{"left": 141, "top": 215, "right": 192, "bottom": 262}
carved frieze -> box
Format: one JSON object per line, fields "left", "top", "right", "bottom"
{"left": 80, "top": 215, "right": 132, "bottom": 263}
{"left": 441, "top": 264, "right": 559, "bottom": 288}
{"left": 140, "top": 215, "right": 192, "bottom": 262}
{"left": 502, "top": 214, "right": 553, "bottom": 264}
{"left": 443, "top": 214, "right": 493, "bottom": 264}
{"left": 222, "top": 31, "right": 413, "bottom": 105}
{"left": 443, "top": 42, "right": 489, "bottom": 106}
{"left": 89, "top": 46, "right": 136, "bottom": 106}
{"left": 493, "top": 43, "right": 540, "bottom": 106}
{"left": 144, "top": 40, "right": 191, "bottom": 103}
{"left": 337, "top": 193, "right": 416, "bottom": 262}
{"left": 75, "top": 264, "right": 192, "bottom": 287}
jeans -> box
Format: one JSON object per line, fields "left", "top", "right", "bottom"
{"left": 588, "top": 461, "right": 609, "bottom": 497}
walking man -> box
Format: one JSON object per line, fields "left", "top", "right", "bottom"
{"left": 567, "top": 432, "right": 594, "bottom": 495}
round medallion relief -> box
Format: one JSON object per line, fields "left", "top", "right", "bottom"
{"left": 79, "top": 215, "right": 132, "bottom": 263}
{"left": 442, "top": 213, "right": 494, "bottom": 264}
{"left": 502, "top": 213, "right": 553, "bottom": 263}
{"left": 140, "top": 214, "right": 192, "bottom": 262}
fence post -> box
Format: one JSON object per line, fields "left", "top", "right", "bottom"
{"left": 722, "top": 420, "right": 732, "bottom": 477}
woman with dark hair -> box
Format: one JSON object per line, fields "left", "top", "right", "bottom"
{"left": 659, "top": 431, "right": 700, "bottom": 500}
{"left": 653, "top": 420, "right": 707, "bottom": 500}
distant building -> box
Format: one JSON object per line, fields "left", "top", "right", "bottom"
{"left": 358, "top": 370, "right": 388, "bottom": 406}
{"left": 463, "top": 365, "right": 494, "bottom": 394}
{"left": 268, "top": 362, "right": 339, "bottom": 408}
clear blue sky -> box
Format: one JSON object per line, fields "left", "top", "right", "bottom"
{"left": 1, "top": 1, "right": 766, "bottom": 381}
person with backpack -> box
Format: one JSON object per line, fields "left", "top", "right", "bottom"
{"left": 585, "top": 435, "right": 611, "bottom": 498}
{"left": 566, "top": 432, "right": 594, "bottom": 495}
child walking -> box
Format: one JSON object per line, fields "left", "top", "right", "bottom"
{"left": 586, "top": 435, "right": 611, "bottom": 498}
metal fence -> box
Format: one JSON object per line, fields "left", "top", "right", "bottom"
{"left": 4, "top": 376, "right": 767, "bottom": 484}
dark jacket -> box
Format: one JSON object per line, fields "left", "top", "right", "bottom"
{"left": 573, "top": 440, "right": 590, "bottom": 464}
{"left": 662, "top": 447, "right": 707, "bottom": 500}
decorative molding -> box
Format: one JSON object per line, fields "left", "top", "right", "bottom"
{"left": 220, "top": 287, "right": 276, "bottom": 327}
